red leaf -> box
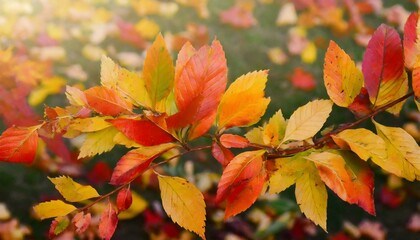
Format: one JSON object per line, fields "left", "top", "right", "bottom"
{"left": 219, "top": 6, "right": 257, "bottom": 29}
{"left": 116, "top": 187, "right": 133, "bottom": 212}
{"left": 167, "top": 40, "right": 227, "bottom": 137}
{"left": 72, "top": 212, "right": 91, "bottom": 234}
{"left": 347, "top": 87, "right": 373, "bottom": 118}
{"left": 109, "top": 118, "right": 174, "bottom": 146}
{"left": 85, "top": 86, "right": 133, "bottom": 116}
{"left": 216, "top": 150, "right": 266, "bottom": 219}
{"left": 220, "top": 134, "right": 249, "bottom": 148}
{"left": 0, "top": 125, "right": 39, "bottom": 163}
{"left": 87, "top": 162, "right": 113, "bottom": 184}
{"left": 403, "top": 12, "right": 419, "bottom": 70}
{"left": 379, "top": 186, "right": 405, "bottom": 208}
{"left": 362, "top": 24, "right": 404, "bottom": 101}
{"left": 290, "top": 67, "right": 316, "bottom": 91}
{"left": 211, "top": 141, "right": 234, "bottom": 168}
{"left": 413, "top": 66, "right": 420, "bottom": 99}
{"left": 110, "top": 143, "right": 176, "bottom": 185}
{"left": 40, "top": 135, "right": 72, "bottom": 162}
{"left": 98, "top": 202, "right": 118, "bottom": 240}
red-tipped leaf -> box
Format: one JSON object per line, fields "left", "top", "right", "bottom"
{"left": 85, "top": 86, "right": 133, "bottom": 116}
{"left": 404, "top": 12, "right": 420, "bottom": 70}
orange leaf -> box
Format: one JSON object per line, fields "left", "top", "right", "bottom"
{"left": 211, "top": 141, "right": 234, "bottom": 168}
{"left": 85, "top": 86, "right": 133, "bottom": 116}
{"left": 290, "top": 67, "right": 316, "bottom": 91}
{"left": 324, "top": 41, "right": 363, "bottom": 107}
{"left": 217, "top": 70, "right": 270, "bottom": 130}
{"left": 116, "top": 187, "right": 133, "bottom": 212}
{"left": 413, "top": 66, "right": 420, "bottom": 99}
{"left": 220, "top": 134, "right": 249, "bottom": 148}
{"left": 110, "top": 143, "right": 177, "bottom": 185}
{"left": 72, "top": 212, "right": 91, "bottom": 234}
{"left": 167, "top": 40, "right": 227, "bottom": 135}
{"left": 0, "top": 125, "right": 40, "bottom": 164}
{"left": 98, "top": 202, "right": 118, "bottom": 240}
{"left": 216, "top": 150, "right": 266, "bottom": 219}
{"left": 403, "top": 12, "right": 420, "bottom": 70}
{"left": 109, "top": 118, "right": 174, "bottom": 146}
{"left": 362, "top": 24, "right": 404, "bottom": 106}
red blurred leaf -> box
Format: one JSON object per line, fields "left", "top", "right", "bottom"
{"left": 379, "top": 186, "right": 405, "bottom": 208}
{"left": 116, "top": 19, "right": 146, "bottom": 49}
{"left": 290, "top": 67, "right": 316, "bottom": 91}
{"left": 87, "top": 162, "right": 113, "bottom": 184}
{"left": 109, "top": 118, "right": 174, "bottom": 146}
{"left": 211, "top": 141, "right": 234, "bottom": 168}
{"left": 220, "top": 134, "right": 249, "bottom": 148}
{"left": 110, "top": 143, "right": 176, "bottom": 185}
{"left": 404, "top": 12, "right": 419, "bottom": 70}
{"left": 220, "top": 6, "right": 257, "bottom": 29}
{"left": 407, "top": 213, "right": 420, "bottom": 232}
{"left": 0, "top": 125, "right": 40, "bottom": 164}
{"left": 362, "top": 24, "right": 404, "bottom": 104}
{"left": 116, "top": 187, "right": 133, "bottom": 212}
{"left": 216, "top": 150, "right": 266, "bottom": 219}
{"left": 40, "top": 135, "right": 72, "bottom": 162}
{"left": 98, "top": 202, "right": 118, "bottom": 240}
{"left": 358, "top": 220, "right": 387, "bottom": 240}
{"left": 167, "top": 40, "right": 227, "bottom": 139}
{"left": 85, "top": 86, "right": 133, "bottom": 116}
{"left": 72, "top": 212, "right": 91, "bottom": 234}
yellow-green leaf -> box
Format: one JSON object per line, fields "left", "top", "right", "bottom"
{"left": 68, "top": 117, "right": 112, "bottom": 133}
{"left": 263, "top": 110, "right": 286, "bottom": 146}
{"left": 374, "top": 71, "right": 408, "bottom": 115}
{"left": 323, "top": 41, "right": 363, "bottom": 107}
{"left": 217, "top": 70, "right": 270, "bottom": 130}
{"left": 295, "top": 161, "right": 327, "bottom": 231}
{"left": 245, "top": 127, "right": 265, "bottom": 145}
{"left": 48, "top": 176, "right": 100, "bottom": 202}
{"left": 269, "top": 154, "right": 307, "bottom": 194}
{"left": 282, "top": 99, "right": 333, "bottom": 143}
{"left": 143, "top": 34, "right": 175, "bottom": 111}
{"left": 374, "top": 120, "right": 420, "bottom": 181}
{"left": 118, "top": 191, "right": 148, "bottom": 220}
{"left": 158, "top": 175, "right": 206, "bottom": 239}
{"left": 33, "top": 200, "right": 76, "bottom": 220}
{"left": 78, "top": 127, "right": 119, "bottom": 159}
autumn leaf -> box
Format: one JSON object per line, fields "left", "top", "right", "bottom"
{"left": 219, "top": 134, "right": 249, "bottom": 148}
{"left": 65, "top": 86, "right": 87, "bottom": 107}
{"left": 216, "top": 150, "right": 266, "bottom": 219}
{"left": 143, "top": 34, "right": 175, "bottom": 111}
{"left": 324, "top": 41, "right": 363, "bottom": 107}
{"left": 295, "top": 161, "right": 327, "bottom": 231}
{"left": 49, "top": 216, "right": 70, "bottom": 237}
{"left": 116, "top": 187, "right": 132, "bottom": 212}
{"left": 110, "top": 143, "right": 177, "bottom": 185}
{"left": 72, "top": 212, "right": 91, "bottom": 234}
{"left": 99, "top": 202, "right": 118, "bottom": 240}
{"left": 211, "top": 141, "right": 234, "bottom": 168}
{"left": 414, "top": 67, "right": 420, "bottom": 99}
{"left": 158, "top": 175, "right": 206, "bottom": 239}
{"left": 290, "top": 67, "right": 316, "bottom": 91}
{"left": 263, "top": 110, "right": 286, "bottom": 146}
{"left": 362, "top": 24, "right": 406, "bottom": 109}
{"left": 374, "top": 120, "right": 420, "bottom": 181}
{"left": 109, "top": 118, "right": 174, "bottom": 146}
{"left": 48, "top": 176, "right": 100, "bottom": 202}
{"left": 269, "top": 153, "right": 308, "bottom": 194}
{"left": 68, "top": 116, "right": 112, "bottom": 133}
{"left": 217, "top": 70, "right": 270, "bottom": 130}
{"left": 167, "top": 39, "right": 227, "bottom": 139}
{"left": 282, "top": 99, "right": 333, "bottom": 143}
{"left": 101, "top": 55, "right": 152, "bottom": 108}
{"left": 403, "top": 12, "right": 420, "bottom": 70}
{"left": 85, "top": 86, "right": 133, "bottom": 116}
{"left": 0, "top": 125, "right": 40, "bottom": 164}
{"left": 33, "top": 200, "right": 76, "bottom": 220}
{"left": 78, "top": 127, "right": 119, "bottom": 159}
{"left": 118, "top": 191, "right": 148, "bottom": 220}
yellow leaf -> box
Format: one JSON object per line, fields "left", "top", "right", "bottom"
{"left": 65, "top": 85, "right": 87, "bottom": 107}
{"left": 301, "top": 42, "right": 317, "bottom": 64}
{"left": 118, "top": 191, "right": 148, "bottom": 220}
{"left": 282, "top": 99, "right": 332, "bottom": 143}
{"left": 135, "top": 18, "right": 160, "bottom": 40}
{"left": 263, "top": 110, "right": 286, "bottom": 146}
{"left": 68, "top": 117, "right": 112, "bottom": 133}
{"left": 374, "top": 71, "right": 408, "bottom": 115}
{"left": 33, "top": 200, "right": 76, "bottom": 220}
{"left": 217, "top": 70, "right": 270, "bottom": 130}
{"left": 48, "top": 176, "right": 100, "bottom": 202}
{"left": 374, "top": 120, "right": 420, "bottom": 181}
{"left": 101, "top": 55, "right": 152, "bottom": 108}
{"left": 113, "top": 132, "right": 141, "bottom": 148}
{"left": 295, "top": 161, "right": 327, "bottom": 231}
{"left": 323, "top": 41, "right": 364, "bottom": 107}
{"left": 269, "top": 154, "right": 308, "bottom": 194}
{"left": 158, "top": 175, "right": 206, "bottom": 239}
{"left": 245, "top": 127, "right": 265, "bottom": 145}
{"left": 78, "top": 127, "right": 119, "bottom": 159}
{"left": 28, "top": 77, "right": 66, "bottom": 106}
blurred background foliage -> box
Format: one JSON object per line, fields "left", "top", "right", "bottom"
{"left": 0, "top": 0, "right": 420, "bottom": 239}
